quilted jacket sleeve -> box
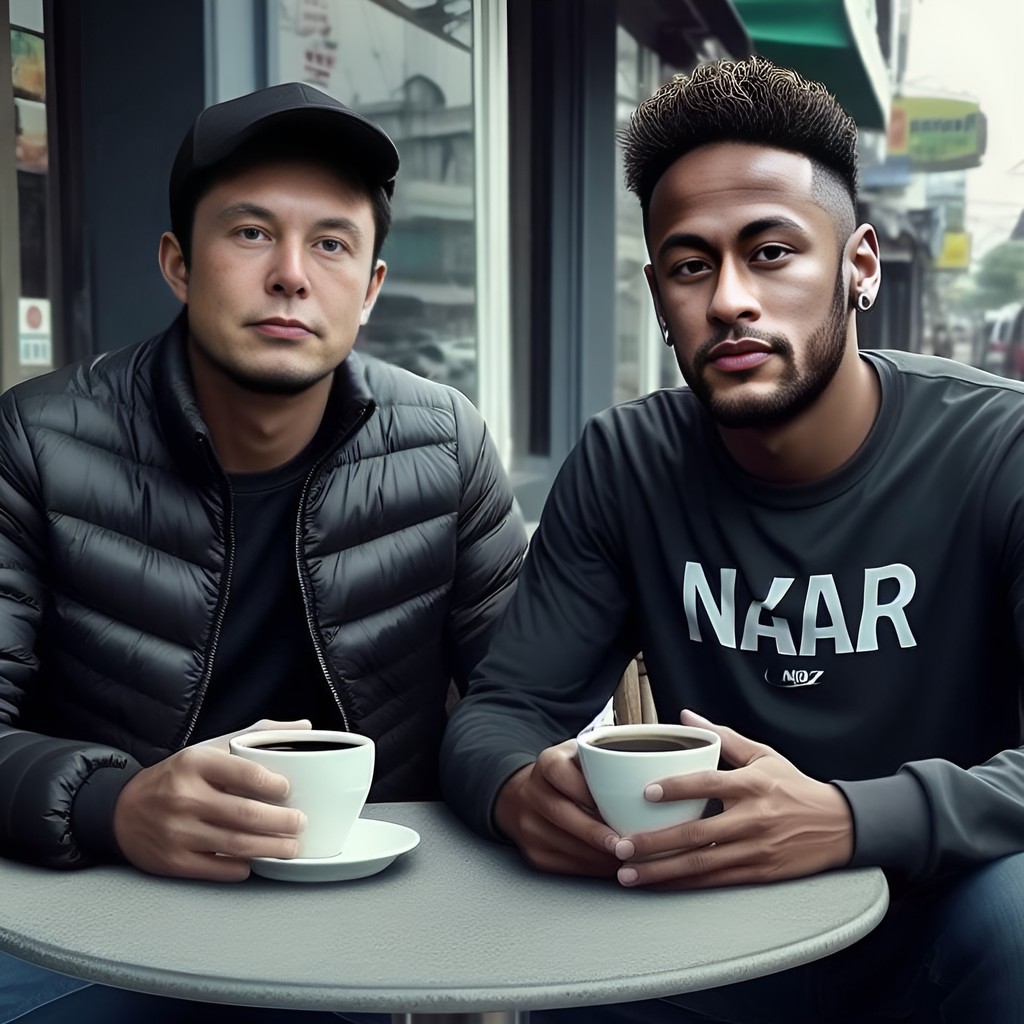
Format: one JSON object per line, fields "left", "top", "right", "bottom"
{"left": 443, "top": 389, "right": 528, "bottom": 694}
{"left": 0, "top": 387, "right": 141, "bottom": 869}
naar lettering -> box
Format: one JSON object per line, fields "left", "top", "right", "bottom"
{"left": 682, "top": 561, "right": 917, "bottom": 655}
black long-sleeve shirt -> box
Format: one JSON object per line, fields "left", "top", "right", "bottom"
{"left": 442, "top": 351, "right": 1024, "bottom": 886}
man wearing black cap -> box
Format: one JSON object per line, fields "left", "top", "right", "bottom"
{"left": 0, "top": 83, "right": 524, "bottom": 1022}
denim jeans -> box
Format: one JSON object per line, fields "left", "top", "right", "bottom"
{"left": 0, "top": 955, "right": 387, "bottom": 1023}
{"left": 535, "top": 852, "right": 1024, "bottom": 1024}
{"left": 0, "top": 956, "right": 88, "bottom": 1023}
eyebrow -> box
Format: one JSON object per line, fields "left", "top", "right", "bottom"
{"left": 216, "top": 204, "right": 365, "bottom": 244}
{"left": 656, "top": 216, "right": 809, "bottom": 261}
{"left": 216, "top": 202, "right": 274, "bottom": 223}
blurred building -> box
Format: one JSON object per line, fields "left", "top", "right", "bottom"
{"left": 1, "top": 0, "right": 904, "bottom": 519}
{"left": 856, "top": 0, "right": 988, "bottom": 355}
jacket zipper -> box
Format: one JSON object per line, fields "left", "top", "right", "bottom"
{"left": 295, "top": 402, "right": 375, "bottom": 733}
{"left": 181, "top": 435, "right": 236, "bottom": 747}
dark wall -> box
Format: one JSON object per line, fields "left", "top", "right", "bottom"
{"left": 49, "top": 0, "right": 206, "bottom": 359}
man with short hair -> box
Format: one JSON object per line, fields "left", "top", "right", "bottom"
{"left": 0, "top": 83, "right": 525, "bottom": 1022}
{"left": 441, "top": 57, "right": 1024, "bottom": 1021}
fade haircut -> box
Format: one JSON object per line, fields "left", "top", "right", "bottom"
{"left": 621, "top": 56, "right": 858, "bottom": 244}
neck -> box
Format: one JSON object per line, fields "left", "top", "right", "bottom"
{"left": 717, "top": 347, "right": 880, "bottom": 484}
{"left": 187, "top": 344, "right": 332, "bottom": 474}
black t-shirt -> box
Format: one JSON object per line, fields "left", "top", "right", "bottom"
{"left": 190, "top": 450, "right": 346, "bottom": 742}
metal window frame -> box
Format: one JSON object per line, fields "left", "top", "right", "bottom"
{"left": 205, "top": 0, "right": 266, "bottom": 103}
{"left": 472, "top": 0, "right": 511, "bottom": 466}
{"left": 629, "top": 41, "right": 666, "bottom": 400}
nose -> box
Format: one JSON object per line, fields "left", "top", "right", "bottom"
{"left": 265, "top": 239, "right": 310, "bottom": 298}
{"left": 706, "top": 256, "right": 760, "bottom": 326}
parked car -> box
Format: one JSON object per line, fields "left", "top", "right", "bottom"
{"left": 980, "top": 303, "right": 1024, "bottom": 379}
{"left": 358, "top": 324, "right": 478, "bottom": 401}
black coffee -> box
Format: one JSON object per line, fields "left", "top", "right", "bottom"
{"left": 588, "top": 734, "right": 711, "bottom": 753}
{"left": 250, "top": 740, "right": 360, "bottom": 752}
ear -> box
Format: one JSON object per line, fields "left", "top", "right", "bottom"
{"left": 360, "top": 259, "right": 388, "bottom": 325}
{"left": 846, "top": 224, "right": 881, "bottom": 308}
{"left": 158, "top": 232, "right": 189, "bottom": 304}
{"left": 643, "top": 264, "right": 668, "bottom": 334}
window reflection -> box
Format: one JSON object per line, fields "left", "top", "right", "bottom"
{"left": 274, "top": 0, "right": 478, "bottom": 402}
{"left": 11, "top": 15, "right": 52, "bottom": 378}
{"left": 613, "top": 26, "right": 682, "bottom": 405}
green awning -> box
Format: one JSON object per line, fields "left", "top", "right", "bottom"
{"left": 731, "top": 0, "right": 890, "bottom": 129}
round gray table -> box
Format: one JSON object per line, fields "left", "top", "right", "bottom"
{"left": 0, "top": 802, "right": 887, "bottom": 1023}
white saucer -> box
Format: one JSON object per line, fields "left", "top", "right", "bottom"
{"left": 250, "top": 818, "right": 420, "bottom": 883}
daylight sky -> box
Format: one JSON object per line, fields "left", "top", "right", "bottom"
{"left": 903, "top": 0, "right": 1024, "bottom": 260}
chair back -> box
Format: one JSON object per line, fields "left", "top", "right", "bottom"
{"left": 612, "top": 654, "right": 657, "bottom": 725}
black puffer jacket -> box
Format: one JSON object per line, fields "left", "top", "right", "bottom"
{"left": 0, "top": 315, "right": 526, "bottom": 868}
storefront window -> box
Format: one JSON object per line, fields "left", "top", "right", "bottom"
{"left": 8, "top": 0, "right": 51, "bottom": 382}
{"left": 271, "top": 0, "right": 479, "bottom": 404}
{"left": 613, "top": 26, "right": 682, "bottom": 405}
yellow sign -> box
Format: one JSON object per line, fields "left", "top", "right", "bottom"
{"left": 934, "top": 231, "right": 971, "bottom": 271}
{"left": 888, "top": 97, "right": 985, "bottom": 171}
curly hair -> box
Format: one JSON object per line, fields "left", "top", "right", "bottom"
{"left": 621, "top": 56, "right": 858, "bottom": 215}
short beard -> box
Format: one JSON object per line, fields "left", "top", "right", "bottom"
{"left": 680, "top": 270, "right": 849, "bottom": 429}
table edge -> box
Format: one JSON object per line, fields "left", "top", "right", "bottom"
{"left": 0, "top": 868, "right": 889, "bottom": 1012}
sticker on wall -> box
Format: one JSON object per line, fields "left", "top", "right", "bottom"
{"left": 18, "top": 297, "right": 51, "bottom": 367}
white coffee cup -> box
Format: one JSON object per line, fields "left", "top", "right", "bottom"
{"left": 576, "top": 723, "right": 720, "bottom": 836}
{"left": 229, "top": 729, "right": 374, "bottom": 859}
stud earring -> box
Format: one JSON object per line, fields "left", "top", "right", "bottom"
{"left": 660, "top": 321, "right": 673, "bottom": 346}
{"left": 857, "top": 293, "right": 873, "bottom": 312}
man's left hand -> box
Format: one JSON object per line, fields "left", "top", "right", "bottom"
{"left": 614, "top": 710, "right": 855, "bottom": 889}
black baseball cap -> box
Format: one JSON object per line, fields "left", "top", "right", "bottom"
{"left": 168, "top": 82, "right": 400, "bottom": 239}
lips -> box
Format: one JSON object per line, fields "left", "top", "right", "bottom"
{"left": 706, "top": 338, "right": 775, "bottom": 373}
{"left": 251, "top": 318, "right": 315, "bottom": 340}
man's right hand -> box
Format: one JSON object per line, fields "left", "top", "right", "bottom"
{"left": 494, "top": 738, "right": 620, "bottom": 877}
{"left": 113, "top": 722, "right": 310, "bottom": 881}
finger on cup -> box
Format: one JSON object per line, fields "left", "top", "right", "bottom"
{"left": 229, "top": 730, "right": 374, "bottom": 859}
{"left": 575, "top": 724, "right": 720, "bottom": 837}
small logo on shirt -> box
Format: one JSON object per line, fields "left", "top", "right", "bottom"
{"left": 764, "top": 668, "right": 824, "bottom": 688}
